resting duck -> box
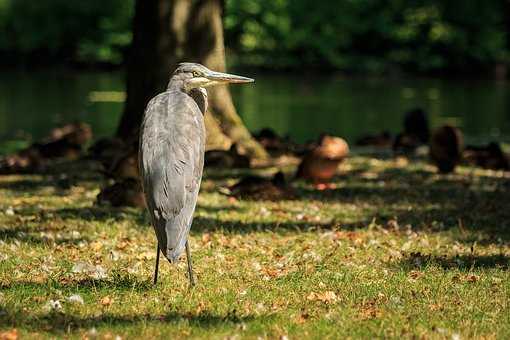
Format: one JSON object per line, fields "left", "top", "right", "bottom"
{"left": 0, "top": 147, "right": 44, "bottom": 174}
{"left": 105, "top": 148, "right": 139, "bottom": 180}
{"left": 430, "top": 125, "right": 464, "bottom": 173}
{"left": 96, "top": 178, "right": 146, "bottom": 208}
{"left": 254, "top": 128, "right": 297, "bottom": 155}
{"left": 49, "top": 122, "right": 93, "bottom": 146}
{"left": 296, "top": 135, "right": 349, "bottom": 184}
{"left": 228, "top": 171, "right": 294, "bottom": 200}
{"left": 393, "top": 108, "right": 430, "bottom": 154}
{"left": 464, "top": 142, "right": 509, "bottom": 171}
{"left": 205, "top": 143, "right": 250, "bottom": 168}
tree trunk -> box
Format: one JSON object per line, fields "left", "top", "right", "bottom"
{"left": 117, "top": 0, "right": 267, "bottom": 159}
{"left": 185, "top": 0, "right": 267, "bottom": 158}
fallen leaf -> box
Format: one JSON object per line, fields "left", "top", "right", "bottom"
{"left": 306, "top": 291, "right": 338, "bottom": 304}
{"left": 100, "top": 296, "right": 113, "bottom": 306}
{"left": 201, "top": 233, "right": 211, "bottom": 245}
{"left": 44, "top": 299, "right": 62, "bottom": 312}
{"left": 429, "top": 303, "right": 443, "bottom": 312}
{"left": 72, "top": 262, "right": 108, "bottom": 280}
{"left": 296, "top": 312, "right": 309, "bottom": 324}
{"left": 466, "top": 274, "right": 479, "bottom": 283}
{"left": 67, "top": 294, "right": 84, "bottom": 305}
{"left": 4, "top": 207, "right": 15, "bottom": 216}
{"left": 0, "top": 329, "right": 18, "bottom": 340}
{"left": 408, "top": 270, "right": 424, "bottom": 280}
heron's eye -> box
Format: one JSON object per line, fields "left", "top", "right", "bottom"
{"left": 192, "top": 71, "right": 200, "bottom": 77}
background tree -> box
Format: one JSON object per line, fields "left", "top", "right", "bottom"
{"left": 116, "top": 0, "right": 267, "bottom": 158}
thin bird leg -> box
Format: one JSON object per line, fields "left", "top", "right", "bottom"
{"left": 153, "top": 243, "right": 160, "bottom": 285}
{"left": 185, "top": 239, "right": 196, "bottom": 286}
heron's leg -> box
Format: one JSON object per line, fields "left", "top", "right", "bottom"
{"left": 153, "top": 243, "right": 160, "bottom": 285}
{"left": 185, "top": 239, "right": 196, "bottom": 286}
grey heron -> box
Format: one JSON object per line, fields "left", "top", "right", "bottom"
{"left": 139, "top": 63, "right": 254, "bottom": 285}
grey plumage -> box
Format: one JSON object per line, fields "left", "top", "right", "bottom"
{"left": 138, "top": 63, "right": 253, "bottom": 285}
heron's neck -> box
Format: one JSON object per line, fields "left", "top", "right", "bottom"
{"left": 188, "top": 87, "right": 208, "bottom": 114}
{"left": 167, "top": 78, "right": 208, "bottom": 114}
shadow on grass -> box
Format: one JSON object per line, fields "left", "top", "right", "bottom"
{"left": 0, "top": 160, "right": 103, "bottom": 193}
{"left": 0, "top": 267, "right": 265, "bottom": 333}
{"left": 0, "top": 310, "right": 267, "bottom": 334}
{"left": 3, "top": 158, "right": 510, "bottom": 245}
{"left": 0, "top": 225, "right": 90, "bottom": 245}
{"left": 7, "top": 205, "right": 147, "bottom": 225}
{"left": 399, "top": 251, "right": 510, "bottom": 270}
{"left": 294, "top": 167, "right": 510, "bottom": 241}
{"left": 53, "top": 206, "right": 145, "bottom": 224}
{"left": 0, "top": 275, "right": 154, "bottom": 293}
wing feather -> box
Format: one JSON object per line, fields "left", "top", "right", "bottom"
{"left": 139, "top": 90, "right": 204, "bottom": 231}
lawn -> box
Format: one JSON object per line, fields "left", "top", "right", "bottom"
{"left": 0, "top": 155, "right": 509, "bottom": 339}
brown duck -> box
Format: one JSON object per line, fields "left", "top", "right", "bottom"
{"left": 105, "top": 148, "right": 139, "bottom": 180}
{"left": 0, "top": 147, "right": 45, "bottom": 174}
{"left": 464, "top": 142, "right": 509, "bottom": 171}
{"left": 296, "top": 135, "right": 349, "bottom": 184}
{"left": 205, "top": 143, "right": 250, "bottom": 168}
{"left": 430, "top": 125, "right": 464, "bottom": 173}
{"left": 393, "top": 108, "right": 430, "bottom": 154}
{"left": 228, "top": 171, "right": 294, "bottom": 200}
{"left": 96, "top": 178, "right": 146, "bottom": 208}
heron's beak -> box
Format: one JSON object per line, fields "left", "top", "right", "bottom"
{"left": 206, "top": 71, "right": 254, "bottom": 84}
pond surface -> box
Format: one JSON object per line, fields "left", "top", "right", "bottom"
{"left": 1, "top": 70, "right": 509, "bottom": 153}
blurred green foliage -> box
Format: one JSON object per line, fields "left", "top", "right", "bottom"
{"left": 225, "top": 0, "right": 508, "bottom": 73}
{"left": 0, "top": 0, "right": 133, "bottom": 66}
{"left": 0, "top": 0, "right": 507, "bottom": 73}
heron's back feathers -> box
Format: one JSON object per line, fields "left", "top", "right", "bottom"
{"left": 139, "top": 90, "right": 205, "bottom": 261}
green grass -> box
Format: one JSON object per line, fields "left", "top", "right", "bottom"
{"left": 1, "top": 156, "right": 509, "bottom": 339}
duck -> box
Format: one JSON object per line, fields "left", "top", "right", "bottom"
{"left": 104, "top": 148, "right": 139, "bottom": 180}
{"left": 463, "top": 142, "right": 509, "bottom": 171}
{"left": 88, "top": 137, "right": 127, "bottom": 169}
{"left": 0, "top": 122, "right": 92, "bottom": 174}
{"left": 96, "top": 178, "right": 146, "bottom": 208}
{"left": 0, "top": 147, "right": 45, "bottom": 174}
{"left": 49, "top": 122, "right": 93, "bottom": 146}
{"left": 228, "top": 171, "right": 294, "bottom": 200}
{"left": 295, "top": 135, "right": 349, "bottom": 184}
{"left": 205, "top": 143, "right": 250, "bottom": 168}
{"left": 430, "top": 125, "right": 464, "bottom": 173}
{"left": 32, "top": 139, "right": 82, "bottom": 160}
{"left": 254, "top": 128, "right": 297, "bottom": 155}
{"left": 404, "top": 108, "right": 430, "bottom": 144}
{"left": 393, "top": 108, "right": 430, "bottom": 154}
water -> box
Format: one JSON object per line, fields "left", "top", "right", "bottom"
{"left": 0, "top": 70, "right": 509, "bottom": 153}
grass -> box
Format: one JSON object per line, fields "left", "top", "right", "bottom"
{"left": 0, "top": 155, "right": 509, "bottom": 339}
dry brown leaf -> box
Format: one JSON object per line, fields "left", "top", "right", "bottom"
{"left": 358, "top": 306, "right": 381, "bottom": 320}
{"left": 195, "top": 301, "right": 206, "bottom": 314}
{"left": 408, "top": 270, "right": 424, "bottom": 280}
{"left": 429, "top": 303, "right": 443, "bottom": 312}
{"left": 466, "top": 274, "right": 479, "bottom": 283}
{"left": 100, "top": 296, "right": 113, "bottom": 306}
{"left": 0, "top": 329, "right": 18, "bottom": 340}
{"left": 201, "top": 233, "right": 211, "bottom": 245}
{"left": 296, "top": 312, "right": 310, "bottom": 324}
{"left": 306, "top": 291, "right": 338, "bottom": 304}
{"left": 90, "top": 241, "right": 103, "bottom": 251}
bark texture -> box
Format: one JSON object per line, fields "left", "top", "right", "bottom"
{"left": 117, "top": 0, "right": 267, "bottom": 158}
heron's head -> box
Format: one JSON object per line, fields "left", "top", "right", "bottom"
{"left": 173, "top": 63, "right": 254, "bottom": 91}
